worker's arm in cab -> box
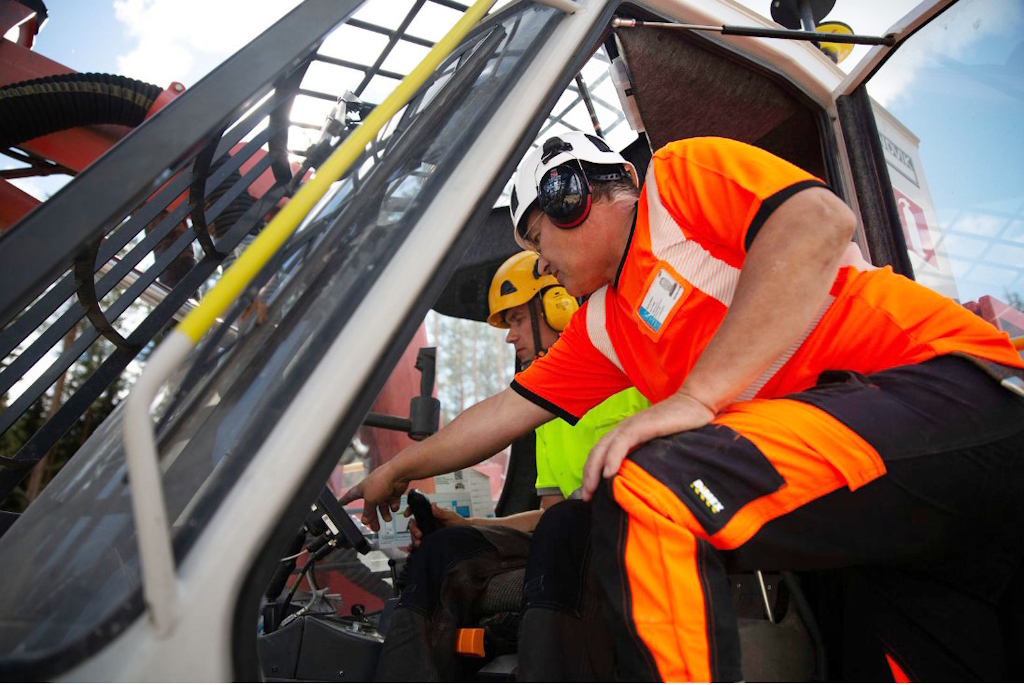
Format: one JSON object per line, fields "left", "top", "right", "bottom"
{"left": 583, "top": 188, "right": 856, "bottom": 498}
{"left": 407, "top": 493, "right": 565, "bottom": 547}
{"left": 440, "top": 493, "right": 565, "bottom": 532}
{"left": 341, "top": 386, "right": 554, "bottom": 530}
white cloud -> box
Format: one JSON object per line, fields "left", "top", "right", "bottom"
{"left": 112, "top": 0, "right": 303, "bottom": 87}
{"left": 865, "top": 0, "right": 1024, "bottom": 108}
{"left": 730, "top": 0, "right": 1023, "bottom": 109}
{"left": 7, "top": 174, "right": 71, "bottom": 203}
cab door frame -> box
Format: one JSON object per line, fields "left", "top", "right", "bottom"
{"left": 832, "top": 0, "right": 958, "bottom": 275}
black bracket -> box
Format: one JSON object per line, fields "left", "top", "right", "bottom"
{"left": 72, "top": 238, "right": 142, "bottom": 353}
{"left": 362, "top": 346, "right": 440, "bottom": 441}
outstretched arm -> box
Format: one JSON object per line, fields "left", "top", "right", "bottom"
{"left": 582, "top": 187, "right": 856, "bottom": 499}
{"left": 340, "top": 387, "right": 554, "bottom": 530}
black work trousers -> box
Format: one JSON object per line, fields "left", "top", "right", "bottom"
{"left": 376, "top": 500, "right": 614, "bottom": 681}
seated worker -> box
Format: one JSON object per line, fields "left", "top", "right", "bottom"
{"left": 374, "top": 251, "right": 648, "bottom": 682}
{"left": 345, "top": 132, "right": 1024, "bottom": 681}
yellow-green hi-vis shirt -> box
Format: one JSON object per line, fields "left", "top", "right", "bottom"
{"left": 535, "top": 387, "right": 650, "bottom": 500}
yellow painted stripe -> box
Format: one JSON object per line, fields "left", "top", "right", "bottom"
{"left": 177, "top": 0, "right": 497, "bottom": 343}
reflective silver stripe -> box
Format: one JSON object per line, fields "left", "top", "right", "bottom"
{"left": 646, "top": 160, "right": 836, "bottom": 402}
{"left": 1003, "top": 377, "right": 1024, "bottom": 398}
{"left": 645, "top": 165, "right": 741, "bottom": 306}
{"left": 734, "top": 295, "right": 835, "bottom": 402}
{"left": 585, "top": 286, "right": 625, "bottom": 373}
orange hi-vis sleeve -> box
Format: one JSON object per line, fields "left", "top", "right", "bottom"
{"left": 650, "top": 137, "right": 827, "bottom": 264}
{"left": 510, "top": 298, "right": 633, "bottom": 424}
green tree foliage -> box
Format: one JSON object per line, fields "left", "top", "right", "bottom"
{"left": 0, "top": 328, "right": 127, "bottom": 514}
{"left": 0, "top": 393, "right": 47, "bottom": 513}
{"left": 428, "top": 312, "right": 515, "bottom": 425}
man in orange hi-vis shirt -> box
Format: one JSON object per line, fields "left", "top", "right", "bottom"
{"left": 342, "top": 133, "right": 1024, "bottom": 681}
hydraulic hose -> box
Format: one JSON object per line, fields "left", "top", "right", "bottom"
{"left": 0, "top": 72, "right": 162, "bottom": 149}
{"left": 202, "top": 159, "right": 257, "bottom": 240}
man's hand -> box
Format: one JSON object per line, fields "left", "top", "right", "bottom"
{"left": 407, "top": 504, "right": 467, "bottom": 548}
{"left": 581, "top": 392, "right": 715, "bottom": 500}
{"left": 338, "top": 462, "right": 410, "bottom": 532}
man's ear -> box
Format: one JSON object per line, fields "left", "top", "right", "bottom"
{"left": 627, "top": 165, "right": 639, "bottom": 188}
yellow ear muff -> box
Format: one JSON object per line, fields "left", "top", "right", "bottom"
{"left": 540, "top": 286, "right": 578, "bottom": 332}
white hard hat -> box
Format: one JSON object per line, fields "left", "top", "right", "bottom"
{"left": 509, "top": 131, "right": 636, "bottom": 239}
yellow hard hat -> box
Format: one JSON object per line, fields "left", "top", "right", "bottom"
{"left": 487, "top": 251, "right": 577, "bottom": 331}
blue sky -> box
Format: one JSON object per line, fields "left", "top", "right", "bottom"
{"left": 6, "top": 0, "right": 920, "bottom": 204}
{"left": 5, "top": 0, "right": 303, "bottom": 198}
{"left": 32, "top": 2, "right": 125, "bottom": 74}
{"left": 30, "top": 0, "right": 919, "bottom": 88}
{"left": 37, "top": 0, "right": 303, "bottom": 88}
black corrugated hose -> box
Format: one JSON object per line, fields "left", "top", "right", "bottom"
{"left": 203, "top": 156, "right": 257, "bottom": 240}
{"left": 0, "top": 72, "right": 163, "bottom": 149}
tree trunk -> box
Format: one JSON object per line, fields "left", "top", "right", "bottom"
{"left": 25, "top": 326, "right": 77, "bottom": 503}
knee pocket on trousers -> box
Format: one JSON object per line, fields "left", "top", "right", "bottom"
{"left": 628, "top": 423, "right": 784, "bottom": 537}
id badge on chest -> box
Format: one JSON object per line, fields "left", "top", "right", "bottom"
{"left": 637, "top": 264, "right": 688, "bottom": 341}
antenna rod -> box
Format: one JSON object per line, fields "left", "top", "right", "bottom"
{"left": 574, "top": 74, "right": 604, "bottom": 138}
{"left": 611, "top": 17, "right": 896, "bottom": 46}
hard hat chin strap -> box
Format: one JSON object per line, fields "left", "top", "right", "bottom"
{"left": 528, "top": 297, "right": 546, "bottom": 360}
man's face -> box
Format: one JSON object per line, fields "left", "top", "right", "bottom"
{"left": 502, "top": 301, "right": 558, "bottom": 363}
{"left": 521, "top": 207, "right": 608, "bottom": 298}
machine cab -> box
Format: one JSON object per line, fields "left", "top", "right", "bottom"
{"left": 0, "top": 0, "right": 1021, "bottom": 680}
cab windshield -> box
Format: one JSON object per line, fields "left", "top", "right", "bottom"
{"left": 0, "top": 2, "right": 560, "bottom": 674}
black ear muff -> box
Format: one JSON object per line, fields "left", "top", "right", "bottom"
{"left": 537, "top": 163, "right": 592, "bottom": 229}
{"left": 540, "top": 285, "right": 579, "bottom": 331}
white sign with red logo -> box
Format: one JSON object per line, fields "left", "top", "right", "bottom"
{"left": 873, "top": 105, "right": 959, "bottom": 300}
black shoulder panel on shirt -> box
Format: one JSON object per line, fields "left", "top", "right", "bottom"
{"left": 745, "top": 179, "right": 830, "bottom": 252}
{"left": 510, "top": 380, "right": 580, "bottom": 425}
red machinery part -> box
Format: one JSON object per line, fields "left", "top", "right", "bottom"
{"left": 0, "top": 0, "right": 45, "bottom": 49}
{"left": 1, "top": 0, "right": 187, "bottom": 230}
{"left": 144, "top": 82, "right": 186, "bottom": 121}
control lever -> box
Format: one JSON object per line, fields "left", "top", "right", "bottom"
{"left": 409, "top": 348, "right": 440, "bottom": 440}
{"left": 407, "top": 488, "right": 438, "bottom": 537}
{"left": 392, "top": 489, "right": 438, "bottom": 595}
{"left": 363, "top": 346, "right": 440, "bottom": 440}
